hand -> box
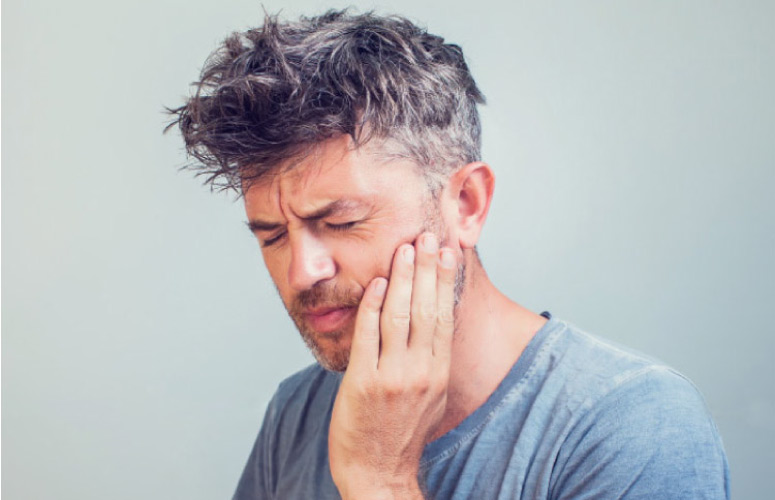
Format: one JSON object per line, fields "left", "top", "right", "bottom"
{"left": 328, "top": 233, "right": 458, "bottom": 500}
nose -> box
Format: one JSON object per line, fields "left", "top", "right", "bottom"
{"left": 287, "top": 230, "right": 336, "bottom": 291}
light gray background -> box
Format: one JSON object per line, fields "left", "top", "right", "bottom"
{"left": 3, "top": 0, "right": 773, "bottom": 498}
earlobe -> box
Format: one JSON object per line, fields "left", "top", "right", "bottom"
{"left": 450, "top": 162, "right": 495, "bottom": 249}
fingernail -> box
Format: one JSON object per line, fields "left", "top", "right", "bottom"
{"left": 403, "top": 245, "right": 415, "bottom": 263}
{"left": 422, "top": 233, "right": 438, "bottom": 253}
{"left": 440, "top": 248, "right": 455, "bottom": 269}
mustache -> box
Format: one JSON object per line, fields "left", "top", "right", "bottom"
{"left": 289, "top": 282, "right": 363, "bottom": 314}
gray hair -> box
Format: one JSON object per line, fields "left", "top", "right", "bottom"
{"left": 167, "top": 9, "right": 486, "bottom": 193}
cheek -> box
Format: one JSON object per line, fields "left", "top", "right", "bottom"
{"left": 261, "top": 250, "right": 291, "bottom": 292}
{"left": 327, "top": 236, "right": 389, "bottom": 290}
{"left": 344, "top": 229, "right": 420, "bottom": 284}
{"left": 336, "top": 244, "right": 387, "bottom": 286}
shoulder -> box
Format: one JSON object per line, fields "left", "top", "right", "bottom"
{"left": 544, "top": 319, "right": 664, "bottom": 378}
{"left": 265, "top": 363, "right": 342, "bottom": 432}
{"left": 232, "top": 364, "right": 342, "bottom": 499}
{"left": 536, "top": 319, "right": 697, "bottom": 410}
{"left": 273, "top": 362, "right": 340, "bottom": 406}
{"left": 543, "top": 320, "right": 730, "bottom": 499}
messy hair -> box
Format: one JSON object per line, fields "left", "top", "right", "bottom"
{"left": 166, "top": 9, "right": 485, "bottom": 193}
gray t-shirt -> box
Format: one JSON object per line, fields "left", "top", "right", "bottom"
{"left": 234, "top": 314, "right": 730, "bottom": 499}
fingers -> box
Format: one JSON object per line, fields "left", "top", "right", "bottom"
{"left": 364, "top": 232, "right": 457, "bottom": 372}
{"left": 379, "top": 244, "right": 415, "bottom": 361}
{"left": 408, "top": 233, "right": 439, "bottom": 352}
{"left": 434, "top": 248, "right": 457, "bottom": 363}
{"left": 349, "top": 277, "right": 387, "bottom": 372}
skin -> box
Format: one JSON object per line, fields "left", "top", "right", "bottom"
{"left": 244, "top": 135, "right": 548, "bottom": 499}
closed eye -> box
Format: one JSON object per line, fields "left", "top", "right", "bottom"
{"left": 325, "top": 221, "right": 358, "bottom": 232}
{"left": 261, "top": 231, "right": 287, "bottom": 248}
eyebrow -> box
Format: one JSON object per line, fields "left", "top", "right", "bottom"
{"left": 246, "top": 199, "right": 368, "bottom": 233}
{"left": 246, "top": 220, "right": 283, "bottom": 232}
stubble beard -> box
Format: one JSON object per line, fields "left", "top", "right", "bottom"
{"left": 287, "top": 282, "right": 363, "bottom": 372}
{"left": 284, "top": 257, "right": 466, "bottom": 373}
{"left": 284, "top": 204, "right": 467, "bottom": 373}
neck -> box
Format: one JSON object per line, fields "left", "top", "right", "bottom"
{"left": 431, "top": 250, "right": 548, "bottom": 440}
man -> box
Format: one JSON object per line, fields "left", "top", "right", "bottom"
{"left": 169, "top": 10, "right": 730, "bottom": 499}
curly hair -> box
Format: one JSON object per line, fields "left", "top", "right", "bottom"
{"left": 166, "top": 9, "right": 485, "bottom": 193}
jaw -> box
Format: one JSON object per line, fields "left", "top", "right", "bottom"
{"left": 296, "top": 320, "right": 355, "bottom": 373}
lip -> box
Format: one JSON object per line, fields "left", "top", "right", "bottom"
{"left": 304, "top": 306, "right": 356, "bottom": 334}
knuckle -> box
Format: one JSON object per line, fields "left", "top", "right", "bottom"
{"left": 388, "top": 311, "right": 411, "bottom": 329}
{"left": 436, "top": 306, "right": 455, "bottom": 327}
{"left": 351, "top": 373, "right": 379, "bottom": 397}
{"left": 428, "top": 379, "right": 444, "bottom": 395}
{"left": 380, "top": 377, "right": 404, "bottom": 398}
{"left": 431, "top": 371, "right": 448, "bottom": 391}
{"left": 410, "top": 376, "right": 431, "bottom": 394}
{"left": 355, "top": 377, "right": 374, "bottom": 396}
{"left": 417, "top": 302, "right": 437, "bottom": 323}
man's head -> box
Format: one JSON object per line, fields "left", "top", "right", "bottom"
{"left": 168, "top": 9, "right": 485, "bottom": 193}
{"left": 242, "top": 136, "right": 482, "bottom": 371}
{"left": 169, "top": 10, "right": 492, "bottom": 371}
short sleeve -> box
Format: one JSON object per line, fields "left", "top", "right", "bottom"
{"left": 232, "top": 395, "right": 279, "bottom": 500}
{"left": 550, "top": 367, "right": 730, "bottom": 500}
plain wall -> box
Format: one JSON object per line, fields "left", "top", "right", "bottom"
{"left": 3, "top": 0, "right": 773, "bottom": 498}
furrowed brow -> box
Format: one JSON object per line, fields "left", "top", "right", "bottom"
{"left": 246, "top": 220, "right": 283, "bottom": 233}
{"left": 297, "top": 199, "right": 366, "bottom": 221}
{"left": 246, "top": 199, "right": 369, "bottom": 233}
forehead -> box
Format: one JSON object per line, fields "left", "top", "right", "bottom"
{"left": 243, "top": 136, "right": 426, "bottom": 213}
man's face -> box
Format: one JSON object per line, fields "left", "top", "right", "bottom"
{"left": 244, "top": 136, "right": 453, "bottom": 371}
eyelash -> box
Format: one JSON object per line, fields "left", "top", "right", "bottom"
{"left": 261, "top": 232, "right": 286, "bottom": 248}
{"left": 325, "top": 221, "right": 357, "bottom": 232}
{"left": 261, "top": 221, "right": 358, "bottom": 248}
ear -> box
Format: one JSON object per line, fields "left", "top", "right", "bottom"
{"left": 446, "top": 162, "right": 495, "bottom": 249}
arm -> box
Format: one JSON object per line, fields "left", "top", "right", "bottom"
{"left": 328, "top": 232, "right": 457, "bottom": 500}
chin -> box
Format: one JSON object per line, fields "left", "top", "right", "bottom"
{"left": 298, "top": 326, "right": 353, "bottom": 373}
{"left": 314, "top": 348, "right": 351, "bottom": 373}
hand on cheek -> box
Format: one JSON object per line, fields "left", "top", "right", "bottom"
{"left": 328, "top": 232, "right": 457, "bottom": 500}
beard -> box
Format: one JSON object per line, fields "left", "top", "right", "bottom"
{"left": 287, "top": 281, "right": 363, "bottom": 372}
{"left": 285, "top": 258, "right": 466, "bottom": 372}
{"left": 283, "top": 204, "right": 467, "bottom": 372}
